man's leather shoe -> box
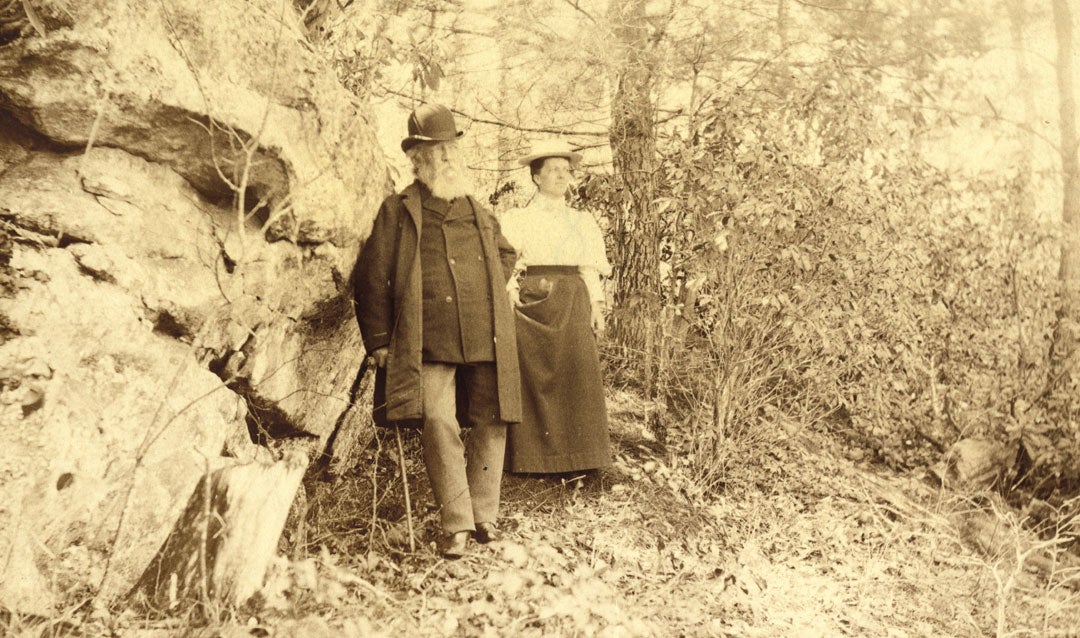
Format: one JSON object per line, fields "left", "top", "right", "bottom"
{"left": 437, "top": 531, "right": 470, "bottom": 558}
{"left": 473, "top": 522, "right": 500, "bottom": 544}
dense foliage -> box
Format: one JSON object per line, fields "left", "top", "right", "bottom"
{"left": 581, "top": 46, "right": 1079, "bottom": 500}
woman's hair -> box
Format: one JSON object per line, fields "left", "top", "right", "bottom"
{"left": 530, "top": 155, "right": 578, "bottom": 178}
{"left": 529, "top": 157, "right": 549, "bottom": 178}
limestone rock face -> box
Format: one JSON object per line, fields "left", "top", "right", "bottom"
{"left": 0, "top": 0, "right": 385, "bottom": 238}
{"left": 0, "top": 0, "right": 385, "bottom": 611}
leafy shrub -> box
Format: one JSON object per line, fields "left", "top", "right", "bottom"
{"left": 588, "top": 64, "right": 1078, "bottom": 497}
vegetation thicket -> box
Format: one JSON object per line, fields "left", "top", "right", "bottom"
{"left": 616, "top": 51, "right": 1077, "bottom": 496}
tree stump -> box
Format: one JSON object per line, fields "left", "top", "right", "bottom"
{"left": 127, "top": 450, "right": 308, "bottom": 614}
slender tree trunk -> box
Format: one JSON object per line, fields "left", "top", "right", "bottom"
{"left": 1008, "top": 0, "right": 1036, "bottom": 195}
{"left": 496, "top": 29, "right": 515, "bottom": 196}
{"left": 1006, "top": 0, "right": 1038, "bottom": 380}
{"left": 777, "top": 0, "right": 790, "bottom": 50}
{"left": 1052, "top": 0, "right": 1080, "bottom": 383}
{"left": 607, "top": 0, "right": 659, "bottom": 365}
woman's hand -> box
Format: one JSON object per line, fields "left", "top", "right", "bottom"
{"left": 506, "top": 271, "right": 523, "bottom": 307}
{"left": 591, "top": 301, "right": 606, "bottom": 337}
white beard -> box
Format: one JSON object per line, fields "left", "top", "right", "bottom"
{"left": 416, "top": 158, "right": 473, "bottom": 200}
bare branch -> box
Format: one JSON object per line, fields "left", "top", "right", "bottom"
{"left": 380, "top": 86, "right": 610, "bottom": 137}
{"left": 20, "top": 0, "right": 44, "bottom": 36}
{"left": 791, "top": 0, "right": 894, "bottom": 16}
{"left": 561, "top": 0, "right": 597, "bottom": 24}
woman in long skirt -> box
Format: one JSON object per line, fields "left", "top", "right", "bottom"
{"left": 500, "top": 140, "right": 612, "bottom": 473}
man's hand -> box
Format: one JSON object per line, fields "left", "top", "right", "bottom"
{"left": 591, "top": 302, "right": 606, "bottom": 337}
{"left": 370, "top": 347, "right": 389, "bottom": 368}
{"left": 506, "top": 275, "right": 522, "bottom": 307}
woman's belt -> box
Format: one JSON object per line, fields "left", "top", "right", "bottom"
{"left": 524, "top": 265, "right": 579, "bottom": 276}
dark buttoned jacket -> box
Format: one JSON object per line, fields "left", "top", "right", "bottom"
{"left": 352, "top": 181, "right": 522, "bottom": 427}
{"left": 418, "top": 190, "right": 496, "bottom": 363}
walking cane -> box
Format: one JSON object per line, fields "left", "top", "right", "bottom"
{"left": 367, "top": 357, "right": 416, "bottom": 553}
{"left": 362, "top": 355, "right": 416, "bottom": 553}
{"left": 325, "top": 354, "right": 417, "bottom": 552}
{"left": 393, "top": 426, "right": 416, "bottom": 552}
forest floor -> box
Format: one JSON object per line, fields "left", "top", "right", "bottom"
{"left": 58, "top": 391, "right": 1080, "bottom": 637}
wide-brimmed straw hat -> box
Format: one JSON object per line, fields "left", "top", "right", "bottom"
{"left": 517, "top": 139, "right": 583, "bottom": 166}
{"left": 401, "top": 103, "right": 464, "bottom": 153}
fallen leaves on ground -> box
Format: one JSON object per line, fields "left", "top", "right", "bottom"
{"left": 112, "top": 391, "right": 1079, "bottom": 637}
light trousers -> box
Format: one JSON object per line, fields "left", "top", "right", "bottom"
{"left": 420, "top": 362, "right": 506, "bottom": 534}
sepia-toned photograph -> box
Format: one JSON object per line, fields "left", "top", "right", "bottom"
{"left": 0, "top": 0, "right": 1078, "bottom": 635}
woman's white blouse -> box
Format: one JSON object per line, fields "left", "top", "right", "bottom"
{"left": 500, "top": 196, "right": 612, "bottom": 305}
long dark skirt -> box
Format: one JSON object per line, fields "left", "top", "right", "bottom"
{"left": 506, "top": 267, "right": 611, "bottom": 473}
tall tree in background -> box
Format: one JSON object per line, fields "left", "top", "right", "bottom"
{"left": 1008, "top": 0, "right": 1037, "bottom": 195}
{"left": 607, "top": 0, "right": 660, "bottom": 378}
{"left": 1052, "top": 0, "right": 1080, "bottom": 385}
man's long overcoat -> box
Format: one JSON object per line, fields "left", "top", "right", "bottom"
{"left": 352, "top": 181, "right": 522, "bottom": 427}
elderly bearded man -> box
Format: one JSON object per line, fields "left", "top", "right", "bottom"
{"left": 352, "top": 103, "right": 521, "bottom": 558}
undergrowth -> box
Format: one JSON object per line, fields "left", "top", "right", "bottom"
{"left": 251, "top": 394, "right": 1080, "bottom": 636}
{"left": 6, "top": 389, "right": 1078, "bottom": 637}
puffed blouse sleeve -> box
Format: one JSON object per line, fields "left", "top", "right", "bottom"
{"left": 579, "top": 209, "right": 611, "bottom": 277}
{"left": 577, "top": 209, "right": 610, "bottom": 307}
{"left": 499, "top": 207, "right": 527, "bottom": 262}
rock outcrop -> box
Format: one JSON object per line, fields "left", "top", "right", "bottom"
{"left": 0, "top": 0, "right": 386, "bottom": 612}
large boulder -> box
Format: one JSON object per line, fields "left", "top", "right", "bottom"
{"left": 0, "top": 0, "right": 385, "bottom": 611}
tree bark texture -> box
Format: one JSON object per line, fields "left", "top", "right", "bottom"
{"left": 128, "top": 451, "right": 308, "bottom": 614}
{"left": 1052, "top": 0, "right": 1080, "bottom": 384}
{"left": 607, "top": 0, "right": 660, "bottom": 366}
{"left": 1008, "top": 0, "right": 1036, "bottom": 194}
{"left": 777, "top": 0, "right": 790, "bottom": 50}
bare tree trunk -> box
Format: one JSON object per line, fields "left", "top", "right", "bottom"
{"left": 607, "top": 0, "right": 659, "bottom": 370}
{"left": 128, "top": 451, "right": 307, "bottom": 615}
{"left": 1005, "top": 0, "right": 1039, "bottom": 384}
{"left": 496, "top": 27, "right": 515, "bottom": 197}
{"left": 1008, "top": 0, "right": 1037, "bottom": 196}
{"left": 777, "top": 0, "right": 790, "bottom": 50}
{"left": 1052, "top": 0, "right": 1080, "bottom": 384}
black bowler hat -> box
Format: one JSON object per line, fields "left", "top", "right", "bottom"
{"left": 401, "top": 103, "right": 464, "bottom": 153}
